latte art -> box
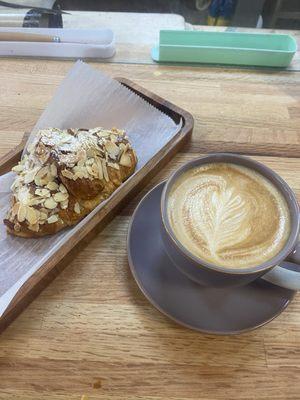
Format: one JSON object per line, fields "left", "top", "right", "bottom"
{"left": 167, "top": 163, "right": 291, "bottom": 269}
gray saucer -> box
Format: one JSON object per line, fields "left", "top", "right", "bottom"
{"left": 127, "top": 182, "right": 296, "bottom": 335}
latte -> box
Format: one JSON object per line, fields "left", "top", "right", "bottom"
{"left": 167, "top": 163, "right": 291, "bottom": 269}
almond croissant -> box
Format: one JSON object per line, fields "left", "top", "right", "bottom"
{"left": 4, "top": 127, "right": 137, "bottom": 237}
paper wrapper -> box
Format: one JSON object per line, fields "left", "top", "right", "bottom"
{"left": 0, "top": 61, "right": 181, "bottom": 317}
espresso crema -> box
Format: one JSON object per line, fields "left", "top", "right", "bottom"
{"left": 167, "top": 163, "right": 291, "bottom": 269}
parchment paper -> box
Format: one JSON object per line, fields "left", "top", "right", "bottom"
{"left": 0, "top": 61, "right": 181, "bottom": 316}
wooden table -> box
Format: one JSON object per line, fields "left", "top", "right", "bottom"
{"left": 0, "top": 31, "right": 300, "bottom": 399}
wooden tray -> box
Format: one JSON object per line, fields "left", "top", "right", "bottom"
{"left": 0, "top": 78, "right": 194, "bottom": 333}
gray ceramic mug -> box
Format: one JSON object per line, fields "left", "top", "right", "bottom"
{"left": 160, "top": 153, "right": 300, "bottom": 290}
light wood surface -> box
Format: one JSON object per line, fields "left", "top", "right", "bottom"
{"left": 0, "top": 56, "right": 299, "bottom": 400}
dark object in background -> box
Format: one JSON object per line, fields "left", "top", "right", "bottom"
{"left": 207, "top": 0, "right": 237, "bottom": 25}
{"left": 0, "top": 0, "right": 63, "bottom": 27}
{"left": 57, "top": 0, "right": 300, "bottom": 29}
{"left": 23, "top": 3, "right": 63, "bottom": 27}
{"left": 231, "top": 0, "right": 264, "bottom": 27}
{"left": 263, "top": 0, "right": 300, "bottom": 29}
{"left": 60, "top": 0, "right": 208, "bottom": 24}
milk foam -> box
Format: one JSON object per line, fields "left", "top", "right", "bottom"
{"left": 167, "top": 163, "right": 291, "bottom": 269}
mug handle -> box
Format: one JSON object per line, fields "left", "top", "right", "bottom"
{"left": 261, "top": 242, "right": 300, "bottom": 290}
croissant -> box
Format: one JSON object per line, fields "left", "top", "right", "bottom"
{"left": 4, "top": 127, "right": 137, "bottom": 237}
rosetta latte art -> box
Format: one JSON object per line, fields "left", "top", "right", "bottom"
{"left": 167, "top": 163, "right": 291, "bottom": 269}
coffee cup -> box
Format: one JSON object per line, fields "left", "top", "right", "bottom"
{"left": 160, "top": 153, "right": 300, "bottom": 289}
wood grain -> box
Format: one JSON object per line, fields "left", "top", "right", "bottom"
{"left": 0, "top": 60, "right": 299, "bottom": 160}
{"left": 0, "top": 59, "right": 299, "bottom": 400}
{"left": 0, "top": 153, "right": 300, "bottom": 400}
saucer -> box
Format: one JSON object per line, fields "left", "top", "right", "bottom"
{"left": 127, "top": 182, "right": 296, "bottom": 335}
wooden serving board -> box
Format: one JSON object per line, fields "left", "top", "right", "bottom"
{"left": 0, "top": 78, "right": 194, "bottom": 333}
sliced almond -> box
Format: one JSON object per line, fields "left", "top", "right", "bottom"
{"left": 119, "top": 143, "right": 129, "bottom": 155}
{"left": 97, "top": 131, "right": 109, "bottom": 138}
{"left": 77, "top": 149, "right": 87, "bottom": 162}
{"left": 81, "top": 168, "right": 89, "bottom": 179}
{"left": 36, "top": 166, "right": 49, "bottom": 179}
{"left": 47, "top": 181, "right": 59, "bottom": 191}
{"left": 47, "top": 215, "right": 58, "bottom": 224}
{"left": 119, "top": 152, "right": 132, "bottom": 167}
{"left": 108, "top": 162, "right": 120, "bottom": 170}
{"left": 29, "top": 197, "right": 45, "bottom": 206}
{"left": 119, "top": 143, "right": 126, "bottom": 151}
{"left": 39, "top": 150, "right": 50, "bottom": 164}
{"left": 86, "top": 165, "right": 93, "bottom": 176}
{"left": 14, "top": 222, "right": 21, "bottom": 232}
{"left": 73, "top": 165, "right": 81, "bottom": 174}
{"left": 86, "top": 164, "right": 98, "bottom": 178}
{"left": 74, "top": 170, "right": 84, "bottom": 179}
{"left": 105, "top": 141, "right": 119, "bottom": 159}
{"left": 96, "top": 158, "right": 103, "bottom": 180}
{"left": 102, "top": 160, "right": 109, "bottom": 182}
{"left": 12, "top": 163, "right": 23, "bottom": 173}
{"left": 11, "top": 178, "right": 20, "bottom": 191}
{"left": 17, "top": 204, "right": 27, "bottom": 222}
{"left": 61, "top": 169, "right": 74, "bottom": 180}
{"left": 41, "top": 175, "right": 52, "bottom": 186}
{"left": 74, "top": 202, "right": 81, "bottom": 214}
{"left": 34, "top": 175, "right": 42, "bottom": 186}
{"left": 50, "top": 164, "right": 57, "bottom": 177}
{"left": 44, "top": 197, "right": 58, "bottom": 210}
{"left": 86, "top": 158, "right": 95, "bottom": 166}
{"left": 86, "top": 148, "right": 96, "bottom": 158}
{"left": 73, "top": 165, "right": 88, "bottom": 179}
{"left": 110, "top": 134, "right": 117, "bottom": 143}
{"left": 59, "top": 135, "right": 72, "bottom": 144}
{"left": 92, "top": 163, "right": 99, "bottom": 175}
{"left": 12, "top": 202, "right": 20, "bottom": 216}
{"left": 17, "top": 187, "right": 31, "bottom": 205}
{"left": 24, "top": 168, "right": 39, "bottom": 184}
{"left": 60, "top": 200, "right": 69, "bottom": 209}
{"left": 59, "top": 184, "right": 67, "bottom": 194}
{"left": 35, "top": 188, "right": 50, "bottom": 197}
{"left": 54, "top": 192, "right": 68, "bottom": 202}
{"left": 39, "top": 212, "right": 48, "bottom": 221}
{"left": 89, "top": 127, "right": 101, "bottom": 134}
{"left": 28, "top": 223, "right": 39, "bottom": 232}
{"left": 60, "top": 153, "right": 78, "bottom": 165}
{"left": 26, "top": 206, "right": 38, "bottom": 225}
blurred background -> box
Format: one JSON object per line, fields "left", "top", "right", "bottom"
{"left": 0, "top": 0, "right": 299, "bottom": 29}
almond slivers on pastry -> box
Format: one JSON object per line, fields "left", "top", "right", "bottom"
{"left": 4, "top": 127, "right": 137, "bottom": 237}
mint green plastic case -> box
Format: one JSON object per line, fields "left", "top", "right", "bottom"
{"left": 151, "top": 30, "right": 297, "bottom": 68}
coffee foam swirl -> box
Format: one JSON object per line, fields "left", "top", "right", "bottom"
{"left": 167, "top": 163, "right": 291, "bottom": 269}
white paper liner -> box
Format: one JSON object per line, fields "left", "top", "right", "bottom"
{"left": 0, "top": 61, "right": 181, "bottom": 316}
